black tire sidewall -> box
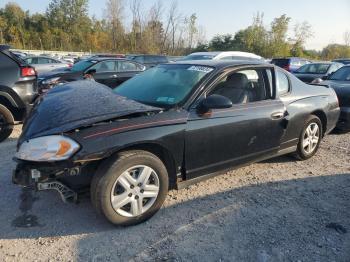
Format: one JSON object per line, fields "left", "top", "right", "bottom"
{"left": 0, "top": 104, "right": 14, "bottom": 143}
{"left": 297, "top": 116, "right": 322, "bottom": 160}
{"left": 95, "top": 151, "right": 169, "bottom": 226}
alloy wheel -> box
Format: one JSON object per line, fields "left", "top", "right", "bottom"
{"left": 302, "top": 122, "right": 320, "bottom": 154}
{"left": 110, "top": 165, "right": 160, "bottom": 217}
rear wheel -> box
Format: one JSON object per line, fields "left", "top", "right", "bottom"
{"left": 294, "top": 115, "right": 322, "bottom": 160}
{"left": 91, "top": 150, "right": 169, "bottom": 226}
{"left": 0, "top": 104, "right": 14, "bottom": 143}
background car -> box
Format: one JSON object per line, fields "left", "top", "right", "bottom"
{"left": 24, "top": 56, "right": 72, "bottom": 74}
{"left": 332, "top": 58, "right": 350, "bottom": 65}
{"left": 271, "top": 57, "right": 311, "bottom": 72}
{"left": 0, "top": 45, "right": 37, "bottom": 142}
{"left": 181, "top": 51, "right": 264, "bottom": 61}
{"left": 126, "top": 54, "right": 169, "bottom": 69}
{"left": 13, "top": 60, "right": 340, "bottom": 226}
{"left": 293, "top": 62, "right": 343, "bottom": 83}
{"left": 38, "top": 57, "right": 146, "bottom": 92}
{"left": 315, "top": 65, "right": 350, "bottom": 131}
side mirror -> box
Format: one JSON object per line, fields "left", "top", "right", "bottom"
{"left": 197, "top": 94, "right": 232, "bottom": 113}
{"left": 85, "top": 69, "right": 96, "bottom": 75}
{"left": 321, "top": 75, "right": 328, "bottom": 80}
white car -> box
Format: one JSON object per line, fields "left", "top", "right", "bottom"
{"left": 182, "top": 51, "right": 264, "bottom": 61}
{"left": 24, "top": 56, "right": 72, "bottom": 74}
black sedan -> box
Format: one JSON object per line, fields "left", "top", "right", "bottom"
{"left": 293, "top": 62, "right": 343, "bottom": 83}
{"left": 315, "top": 65, "right": 350, "bottom": 131}
{"left": 38, "top": 57, "right": 146, "bottom": 92}
{"left": 13, "top": 60, "right": 340, "bottom": 226}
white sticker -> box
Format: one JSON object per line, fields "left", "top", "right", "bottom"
{"left": 187, "top": 66, "right": 213, "bottom": 73}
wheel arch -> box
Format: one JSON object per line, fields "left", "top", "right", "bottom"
{"left": 106, "top": 142, "right": 179, "bottom": 190}
{"left": 311, "top": 110, "right": 327, "bottom": 137}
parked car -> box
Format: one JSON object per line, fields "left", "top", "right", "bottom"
{"left": 13, "top": 60, "right": 340, "bottom": 226}
{"left": 293, "top": 62, "right": 343, "bottom": 83}
{"left": 312, "top": 65, "right": 350, "bottom": 131}
{"left": 0, "top": 45, "right": 37, "bottom": 142}
{"left": 271, "top": 57, "right": 311, "bottom": 73}
{"left": 24, "top": 56, "right": 72, "bottom": 74}
{"left": 38, "top": 58, "right": 146, "bottom": 93}
{"left": 332, "top": 58, "right": 350, "bottom": 65}
{"left": 181, "top": 51, "right": 264, "bottom": 61}
{"left": 127, "top": 55, "right": 169, "bottom": 69}
{"left": 10, "top": 50, "right": 27, "bottom": 59}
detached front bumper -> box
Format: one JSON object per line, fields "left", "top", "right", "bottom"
{"left": 336, "top": 107, "right": 350, "bottom": 132}
{"left": 13, "top": 160, "right": 95, "bottom": 202}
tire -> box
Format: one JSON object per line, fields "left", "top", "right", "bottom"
{"left": 91, "top": 150, "right": 169, "bottom": 226}
{"left": 294, "top": 115, "right": 323, "bottom": 160}
{"left": 0, "top": 104, "right": 14, "bottom": 143}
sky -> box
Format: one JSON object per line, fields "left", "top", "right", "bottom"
{"left": 1, "top": 0, "right": 350, "bottom": 50}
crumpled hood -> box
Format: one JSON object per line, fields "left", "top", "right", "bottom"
{"left": 20, "top": 80, "right": 160, "bottom": 143}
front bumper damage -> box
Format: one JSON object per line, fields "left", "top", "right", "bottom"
{"left": 13, "top": 160, "right": 95, "bottom": 203}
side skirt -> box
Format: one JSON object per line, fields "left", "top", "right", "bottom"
{"left": 177, "top": 145, "right": 297, "bottom": 190}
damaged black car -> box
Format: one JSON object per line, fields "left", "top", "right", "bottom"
{"left": 13, "top": 61, "right": 340, "bottom": 226}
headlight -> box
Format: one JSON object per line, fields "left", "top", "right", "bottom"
{"left": 42, "top": 77, "right": 61, "bottom": 85}
{"left": 16, "top": 135, "right": 80, "bottom": 162}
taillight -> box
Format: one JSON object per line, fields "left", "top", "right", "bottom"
{"left": 68, "top": 63, "right": 73, "bottom": 68}
{"left": 21, "top": 67, "right": 36, "bottom": 77}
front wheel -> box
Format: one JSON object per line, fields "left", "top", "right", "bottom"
{"left": 294, "top": 115, "right": 322, "bottom": 160}
{"left": 91, "top": 150, "right": 169, "bottom": 226}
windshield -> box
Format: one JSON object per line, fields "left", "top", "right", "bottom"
{"left": 182, "top": 54, "right": 216, "bottom": 61}
{"left": 329, "top": 66, "right": 350, "bottom": 81}
{"left": 296, "top": 63, "right": 330, "bottom": 74}
{"left": 113, "top": 64, "right": 213, "bottom": 107}
{"left": 71, "top": 60, "right": 95, "bottom": 72}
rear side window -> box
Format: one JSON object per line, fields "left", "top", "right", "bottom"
{"left": 276, "top": 70, "right": 290, "bottom": 96}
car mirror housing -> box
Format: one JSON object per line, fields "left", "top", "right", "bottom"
{"left": 85, "top": 69, "right": 96, "bottom": 75}
{"left": 322, "top": 75, "right": 329, "bottom": 80}
{"left": 197, "top": 94, "right": 233, "bottom": 113}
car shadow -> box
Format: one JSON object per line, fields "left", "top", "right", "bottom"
{"left": 1, "top": 173, "right": 349, "bottom": 261}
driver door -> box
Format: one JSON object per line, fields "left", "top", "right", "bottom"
{"left": 185, "top": 67, "right": 287, "bottom": 179}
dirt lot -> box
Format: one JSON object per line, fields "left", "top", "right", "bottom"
{"left": 0, "top": 126, "right": 349, "bottom": 262}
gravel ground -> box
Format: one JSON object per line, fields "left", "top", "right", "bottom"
{"left": 0, "top": 126, "right": 349, "bottom": 262}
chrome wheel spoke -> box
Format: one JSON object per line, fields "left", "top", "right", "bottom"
{"left": 137, "top": 166, "right": 153, "bottom": 185}
{"left": 143, "top": 184, "right": 159, "bottom": 198}
{"left": 119, "top": 172, "right": 136, "bottom": 188}
{"left": 303, "top": 138, "right": 310, "bottom": 148}
{"left": 111, "top": 192, "right": 131, "bottom": 209}
{"left": 131, "top": 198, "right": 143, "bottom": 216}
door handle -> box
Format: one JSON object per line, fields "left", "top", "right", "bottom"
{"left": 271, "top": 111, "right": 285, "bottom": 120}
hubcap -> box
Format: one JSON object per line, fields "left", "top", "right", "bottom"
{"left": 111, "top": 165, "right": 160, "bottom": 218}
{"left": 302, "top": 122, "right": 320, "bottom": 154}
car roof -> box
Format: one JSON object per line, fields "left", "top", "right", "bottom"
{"left": 188, "top": 51, "right": 263, "bottom": 60}
{"left": 172, "top": 59, "right": 266, "bottom": 69}
{"left": 87, "top": 57, "right": 128, "bottom": 62}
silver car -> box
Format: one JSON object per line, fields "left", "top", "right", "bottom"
{"left": 24, "top": 56, "right": 72, "bottom": 74}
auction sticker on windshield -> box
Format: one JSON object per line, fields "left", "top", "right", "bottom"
{"left": 187, "top": 66, "right": 213, "bottom": 73}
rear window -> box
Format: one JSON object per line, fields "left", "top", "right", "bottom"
{"left": 0, "top": 52, "right": 19, "bottom": 85}
{"left": 271, "top": 59, "right": 290, "bottom": 67}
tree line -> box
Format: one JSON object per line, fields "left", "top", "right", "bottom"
{"left": 0, "top": 1, "right": 349, "bottom": 59}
